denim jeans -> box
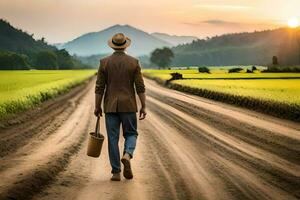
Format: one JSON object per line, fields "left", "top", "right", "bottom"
{"left": 105, "top": 112, "right": 138, "bottom": 174}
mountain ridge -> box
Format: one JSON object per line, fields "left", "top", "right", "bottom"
{"left": 171, "top": 27, "right": 300, "bottom": 66}
{"left": 0, "top": 19, "right": 87, "bottom": 69}
{"left": 151, "top": 32, "right": 198, "bottom": 46}
{"left": 0, "top": 19, "right": 55, "bottom": 54}
{"left": 59, "top": 24, "right": 173, "bottom": 56}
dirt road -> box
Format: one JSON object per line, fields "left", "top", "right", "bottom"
{"left": 0, "top": 78, "right": 299, "bottom": 200}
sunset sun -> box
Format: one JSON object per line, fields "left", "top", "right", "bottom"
{"left": 288, "top": 18, "right": 299, "bottom": 28}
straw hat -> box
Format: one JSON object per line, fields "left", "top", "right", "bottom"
{"left": 108, "top": 33, "right": 131, "bottom": 49}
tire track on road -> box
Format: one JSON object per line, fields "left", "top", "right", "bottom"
{"left": 145, "top": 79, "right": 300, "bottom": 139}
{"left": 148, "top": 91, "right": 300, "bottom": 165}
{"left": 147, "top": 96, "right": 300, "bottom": 199}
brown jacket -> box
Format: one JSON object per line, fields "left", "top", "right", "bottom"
{"left": 95, "top": 51, "right": 145, "bottom": 113}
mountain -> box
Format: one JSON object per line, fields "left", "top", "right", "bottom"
{"left": 171, "top": 28, "right": 300, "bottom": 66}
{"left": 52, "top": 43, "right": 65, "bottom": 49}
{"left": 0, "top": 19, "right": 55, "bottom": 55}
{"left": 151, "top": 32, "right": 198, "bottom": 46}
{"left": 60, "top": 25, "right": 172, "bottom": 56}
{"left": 0, "top": 19, "right": 88, "bottom": 69}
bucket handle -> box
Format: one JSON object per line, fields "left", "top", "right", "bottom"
{"left": 95, "top": 117, "right": 100, "bottom": 137}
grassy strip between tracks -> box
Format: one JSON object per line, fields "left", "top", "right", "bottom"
{"left": 0, "top": 70, "right": 96, "bottom": 120}
{"left": 143, "top": 72, "right": 300, "bottom": 122}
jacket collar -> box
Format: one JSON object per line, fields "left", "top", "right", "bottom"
{"left": 113, "top": 50, "right": 126, "bottom": 55}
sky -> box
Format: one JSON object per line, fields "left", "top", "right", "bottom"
{"left": 1, "top": 0, "right": 300, "bottom": 43}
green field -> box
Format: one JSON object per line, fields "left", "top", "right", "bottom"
{"left": 143, "top": 69, "right": 300, "bottom": 106}
{"left": 143, "top": 69, "right": 300, "bottom": 80}
{"left": 172, "top": 79, "right": 300, "bottom": 105}
{"left": 0, "top": 70, "right": 96, "bottom": 119}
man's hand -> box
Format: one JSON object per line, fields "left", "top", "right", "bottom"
{"left": 95, "top": 93, "right": 103, "bottom": 117}
{"left": 137, "top": 92, "right": 146, "bottom": 120}
{"left": 139, "top": 107, "right": 147, "bottom": 120}
{"left": 94, "top": 107, "right": 102, "bottom": 117}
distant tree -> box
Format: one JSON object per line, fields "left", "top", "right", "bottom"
{"left": 272, "top": 56, "right": 278, "bottom": 65}
{"left": 150, "top": 47, "right": 174, "bottom": 69}
{"left": 198, "top": 66, "right": 210, "bottom": 73}
{"left": 246, "top": 69, "right": 253, "bottom": 73}
{"left": 252, "top": 66, "right": 257, "bottom": 71}
{"left": 0, "top": 51, "right": 30, "bottom": 70}
{"left": 72, "top": 58, "right": 89, "bottom": 69}
{"left": 0, "top": 19, "right": 89, "bottom": 70}
{"left": 55, "top": 49, "right": 74, "bottom": 69}
{"left": 170, "top": 72, "right": 183, "bottom": 80}
{"left": 34, "top": 51, "right": 58, "bottom": 69}
{"left": 74, "top": 54, "right": 106, "bottom": 68}
{"left": 165, "top": 72, "right": 183, "bottom": 85}
{"left": 228, "top": 67, "right": 243, "bottom": 73}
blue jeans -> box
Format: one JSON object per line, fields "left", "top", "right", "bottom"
{"left": 105, "top": 112, "right": 138, "bottom": 174}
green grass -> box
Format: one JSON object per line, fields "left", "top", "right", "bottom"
{"left": 143, "top": 68, "right": 300, "bottom": 105}
{"left": 182, "top": 73, "right": 300, "bottom": 79}
{"left": 143, "top": 69, "right": 300, "bottom": 79}
{"left": 172, "top": 79, "right": 300, "bottom": 105}
{"left": 143, "top": 68, "right": 300, "bottom": 121}
{"left": 0, "top": 70, "right": 96, "bottom": 119}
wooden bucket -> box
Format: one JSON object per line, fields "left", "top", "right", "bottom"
{"left": 87, "top": 117, "right": 105, "bottom": 158}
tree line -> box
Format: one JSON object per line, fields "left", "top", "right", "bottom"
{"left": 170, "top": 28, "right": 300, "bottom": 67}
{"left": 149, "top": 28, "right": 300, "bottom": 70}
{"left": 0, "top": 49, "right": 90, "bottom": 70}
{"left": 0, "top": 19, "right": 90, "bottom": 70}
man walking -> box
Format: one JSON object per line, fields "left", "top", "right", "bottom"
{"left": 94, "top": 33, "right": 146, "bottom": 181}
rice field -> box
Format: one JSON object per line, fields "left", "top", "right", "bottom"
{"left": 143, "top": 69, "right": 300, "bottom": 80}
{"left": 0, "top": 70, "right": 96, "bottom": 119}
{"left": 143, "top": 68, "right": 300, "bottom": 120}
{"left": 172, "top": 79, "right": 300, "bottom": 105}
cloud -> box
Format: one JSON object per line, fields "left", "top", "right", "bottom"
{"left": 182, "top": 19, "right": 281, "bottom": 33}
{"left": 183, "top": 19, "right": 242, "bottom": 27}
{"left": 194, "top": 4, "right": 252, "bottom": 10}
{"left": 202, "top": 20, "right": 240, "bottom": 25}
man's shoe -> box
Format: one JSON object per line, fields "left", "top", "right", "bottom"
{"left": 110, "top": 173, "right": 121, "bottom": 181}
{"left": 121, "top": 153, "right": 133, "bottom": 179}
